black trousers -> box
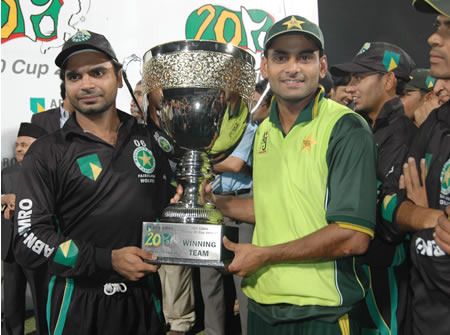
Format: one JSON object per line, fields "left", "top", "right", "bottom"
{"left": 47, "top": 274, "right": 166, "bottom": 335}
{"left": 2, "top": 261, "right": 49, "bottom": 335}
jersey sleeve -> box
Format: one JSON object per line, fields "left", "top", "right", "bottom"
{"left": 325, "top": 114, "right": 378, "bottom": 237}
{"left": 13, "top": 145, "right": 113, "bottom": 279}
{"left": 230, "top": 123, "right": 257, "bottom": 163}
{"left": 378, "top": 114, "right": 435, "bottom": 243}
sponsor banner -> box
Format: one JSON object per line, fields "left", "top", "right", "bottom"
{"left": 1, "top": 0, "right": 318, "bottom": 166}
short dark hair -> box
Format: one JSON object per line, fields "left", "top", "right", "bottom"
{"left": 331, "top": 73, "right": 351, "bottom": 88}
{"left": 395, "top": 78, "right": 407, "bottom": 96}
{"left": 255, "top": 79, "right": 269, "bottom": 95}
{"left": 60, "top": 82, "right": 66, "bottom": 100}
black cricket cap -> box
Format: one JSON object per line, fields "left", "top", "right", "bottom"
{"left": 55, "top": 30, "right": 118, "bottom": 68}
{"left": 330, "top": 42, "right": 415, "bottom": 81}
{"left": 412, "top": 0, "right": 450, "bottom": 16}
{"left": 404, "top": 68, "right": 437, "bottom": 92}
{"left": 17, "top": 122, "right": 47, "bottom": 139}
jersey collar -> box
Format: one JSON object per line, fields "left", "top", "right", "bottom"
{"left": 372, "top": 97, "right": 405, "bottom": 131}
{"left": 269, "top": 86, "right": 325, "bottom": 135}
{"left": 61, "top": 109, "right": 135, "bottom": 142}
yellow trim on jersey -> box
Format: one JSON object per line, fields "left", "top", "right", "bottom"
{"left": 338, "top": 313, "right": 350, "bottom": 335}
{"left": 336, "top": 222, "right": 374, "bottom": 238}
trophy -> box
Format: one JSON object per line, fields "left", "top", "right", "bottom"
{"left": 140, "top": 40, "right": 256, "bottom": 267}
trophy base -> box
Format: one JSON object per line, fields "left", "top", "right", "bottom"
{"left": 141, "top": 221, "right": 238, "bottom": 268}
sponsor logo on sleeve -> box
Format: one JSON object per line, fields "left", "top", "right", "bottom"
{"left": 17, "top": 199, "right": 54, "bottom": 258}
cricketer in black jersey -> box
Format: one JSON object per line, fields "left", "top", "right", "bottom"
{"left": 381, "top": 102, "right": 450, "bottom": 335}
{"left": 13, "top": 110, "right": 174, "bottom": 334}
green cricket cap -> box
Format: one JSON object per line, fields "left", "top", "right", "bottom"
{"left": 263, "top": 15, "right": 324, "bottom": 52}
{"left": 412, "top": 0, "right": 450, "bottom": 16}
{"left": 404, "top": 68, "right": 437, "bottom": 92}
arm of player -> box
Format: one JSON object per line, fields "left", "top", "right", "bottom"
{"left": 213, "top": 156, "right": 249, "bottom": 174}
{"left": 434, "top": 206, "right": 450, "bottom": 254}
{"left": 171, "top": 181, "right": 256, "bottom": 224}
{"left": 224, "top": 223, "right": 370, "bottom": 277}
{"left": 395, "top": 157, "right": 444, "bottom": 232}
{"left": 13, "top": 149, "right": 159, "bottom": 280}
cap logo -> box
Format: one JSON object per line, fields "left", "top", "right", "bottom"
{"left": 71, "top": 30, "right": 92, "bottom": 43}
{"left": 282, "top": 16, "right": 305, "bottom": 30}
{"left": 383, "top": 50, "right": 400, "bottom": 72}
{"left": 357, "top": 42, "right": 371, "bottom": 55}
{"left": 426, "top": 75, "right": 436, "bottom": 88}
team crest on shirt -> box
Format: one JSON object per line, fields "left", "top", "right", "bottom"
{"left": 153, "top": 132, "right": 172, "bottom": 153}
{"left": 133, "top": 146, "right": 156, "bottom": 174}
{"left": 258, "top": 131, "right": 269, "bottom": 154}
{"left": 440, "top": 159, "right": 450, "bottom": 198}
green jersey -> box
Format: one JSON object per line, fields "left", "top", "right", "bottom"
{"left": 243, "top": 88, "right": 377, "bottom": 322}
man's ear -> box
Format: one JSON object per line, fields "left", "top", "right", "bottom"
{"left": 117, "top": 69, "right": 124, "bottom": 88}
{"left": 319, "top": 55, "right": 328, "bottom": 79}
{"left": 384, "top": 72, "right": 397, "bottom": 92}
{"left": 424, "top": 90, "right": 435, "bottom": 102}
{"left": 260, "top": 56, "right": 269, "bottom": 79}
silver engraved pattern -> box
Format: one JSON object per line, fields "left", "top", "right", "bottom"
{"left": 142, "top": 50, "right": 256, "bottom": 104}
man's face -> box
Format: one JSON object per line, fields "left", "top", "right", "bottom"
{"left": 330, "top": 85, "right": 353, "bottom": 106}
{"left": 347, "top": 72, "right": 384, "bottom": 113}
{"left": 147, "top": 88, "right": 164, "bottom": 111}
{"left": 434, "top": 79, "right": 450, "bottom": 104}
{"left": 64, "top": 52, "right": 123, "bottom": 115}
{"left": 15, "top": 136, "right": 36, "bottom": 164}
{"left": 261, "top": 34, "right": 326, "bottom": 104}
{"left": 401, "top": 90, "right": 424, "bottom": 119}
{"left": 130, "top": 83, "right": 143, "bottom": 120}
{"left": 428, "top": 15, "right": 450, "bottom": 79}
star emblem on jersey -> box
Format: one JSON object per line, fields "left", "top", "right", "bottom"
{"left": 282, "top": 16, "right": 305, "bottom": 30}
{"left": 441, "top": 159, "right": 450, "bottom": 195}
{"left": 71, "top": 30, "right": 91, "bottom": 43}
{"left": 158, "top": 137, "right": 172, "bottom": 153}
{"left": 382, "top": 50, "right": 400, "bottom": 72}
{"left": 77, "top": 154, "right": 102, "bottom": 181}
{"left": 301, "top": 134, "right": 317, "bottom": 153}
{"left": 133, "top": 147, "right": 156, "bottom": 174}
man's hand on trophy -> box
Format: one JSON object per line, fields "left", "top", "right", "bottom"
{"left": 223, "top": 236, "right": 268, "bottom": 277}
{"left": 170, "top": 184, "right": 184, "bottom": 203}
{"left": 200, "top": 180, "right": 216, "bottom": 205}
{"left": 112, "top": 247, "right": 160, "bottom": 281}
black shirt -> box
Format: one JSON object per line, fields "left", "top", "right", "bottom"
{"left": 362, "top": 97, "right": 417, "bottom": 266}
{"left": 13, "top": 110, "right": 174, "bottom": 283}
{"left": 401, "top": 103, "right": 450, "bottom": 335}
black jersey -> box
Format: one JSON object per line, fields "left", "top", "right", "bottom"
{"left": 13, "top": 110, "right": 175, "bottom": 283}
{"left": 379, "top": 101, "right": 450, "bottom": 335}
{"left": 359, "top": 97, "right": 417, "bottom": 335}
{"left": 405, "top": 103, "right": 450, "bottom": 335}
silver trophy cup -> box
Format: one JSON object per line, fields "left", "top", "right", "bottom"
{"left": 141, "top": 40, "right": 256, "bottom": 267}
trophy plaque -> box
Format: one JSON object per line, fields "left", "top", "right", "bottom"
{"left": 141, "top": 40, "right": 256, "bottom": 267}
